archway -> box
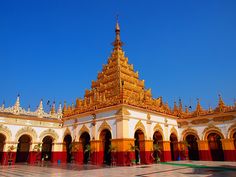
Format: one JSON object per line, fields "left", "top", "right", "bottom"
{"left": 16, "top": 134, "right": 31, "bottom": 163}
{"left": 0, "top": 134, "right": 6, "bottom": 164}
{"left": 185, "top": 134, "right": 199, "bottom": 160}
{"left": 170, "top": 133, "right": 178, "bottom": 161}
{"left": 153, "top": 131, "right": 163, "bottom": 162}
{"left": 100, "top": 129, "right": 111, "bottom": 165}
{"left": 63, "top": 134, "right": 72, "bottom": 163}
{"left": 134, "top": 129, "right": 145, "bottom": 164}
{"left": 80, "top": 132, "right": 90, "bottom": 164}
{"left": 208, "top": 133, "right": 224, "bottom": 161}
{"left": 41, "top": 136, "right": 53, "bottom": 161}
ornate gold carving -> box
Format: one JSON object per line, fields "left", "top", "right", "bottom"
{"left": 191, "top": 119, "right": 210, "bottom": 125}
{"left": 15, "top": 126, "right": 37, "bottom": 142}
{"left": 98, "top": 121, "right": 112, "bottom": 133}
{"left": 0, "top": 124, "right": 12, "bottom": 141}
{"left": 153, "top": 123, "right": 163, "bottom": 133}
{"left": 116, "top": 107, "right": 131, "bottom": 116}
{"left": 178, "top": 121, "right": 189, "bottom": 127}
{"left": 213, "top": 115, "right": 234, "bottom": 122}
{"left": 181, "top": 128, "right": 199, "bottom": 141}
{"left": 79, "top": 125, "right": 90, "bottom": 137}
{"left": 135, "top": 120, "right": 146, "bottom": 133}
{"left": 63, "top": 127, "right": 71, "bottom": 137}
{"left": 228, "top": 123, "right": 236, "bottom": 138}
{"left": 202, "top": 124, "right": 224, "bottom": 140}
{"left": 170, "top": 126, "right": 178, "bottom": 137}
{"left": 39, "top": 129, "right": 59, "bottom": 142}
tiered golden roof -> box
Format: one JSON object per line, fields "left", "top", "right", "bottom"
{"left": 63, "top": 21, "right": 172, "bottom": 117}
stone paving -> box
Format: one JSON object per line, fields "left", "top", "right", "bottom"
{"left": 0, "top": 161, "right": 236, "bottom": 177}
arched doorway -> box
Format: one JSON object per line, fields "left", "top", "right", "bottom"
{"left": 208, "top": 133, "right": 224, "bottom": 161}
{"left": 134, "top": 129, "right": 145, "bottom": 164}
{"left": 170, "top": 133, "right": 178, "bottom": 161}
{"left": 41, "top": 136, "right": 53, "bottom": 161}
{"left": 64, "top": 134, "right": 72, "bottom": 163}
{"left": 233, "top": 132, "right": 236, "bottom": 149}
{"left": 185, "top": 134, "right": 199, "bottom": 160}
{"left": 153, "top": 131, "right": 163, "bottom": 162}
{"left": 80, "top": 132, "right": 90, "bottom": 164}
{"left": 100, "top": 129, "right": 111, "bottom": 165}
{"left": 0, "top": 134, "right": 6, "bottom": 164}
{"left": 16, "top": 134, "right": 31, "bottom": 163}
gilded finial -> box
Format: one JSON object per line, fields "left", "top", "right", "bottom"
{"left": 112, "top": 15, "right": 123, "bottom": 50}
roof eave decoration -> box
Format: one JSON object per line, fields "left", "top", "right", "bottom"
{"left": 0, "top": 96, "right": 62, "bottom": 119}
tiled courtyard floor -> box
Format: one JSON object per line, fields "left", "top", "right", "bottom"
{"left": 0, "top": 161, "right": 236, "bottom": 177}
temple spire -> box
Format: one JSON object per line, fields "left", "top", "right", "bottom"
{"left": 112, "top": 16, "right": 123, "bottom": 50}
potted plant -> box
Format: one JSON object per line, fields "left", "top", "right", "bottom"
{"left": 152, "top": 143, "right": 162, "bottom": 163}
{"left": 180, "top": 140, "right": 190, "bottom": 160}
{"left": 7, "top": 145, "right": 16, "bottom": 165}
{"left": 33, "top": 143, "right": 42, "bottom": 163}
{"left": 84, "top": 144, "right": 92, "bottom": 164}
{"left": 129, "top": 143, "right": 140, "bottom": 165}
{"left": 108, "top": 144, "right": 117, "bottom": 165}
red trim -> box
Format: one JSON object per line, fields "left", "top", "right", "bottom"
{"left": 224, "top": 150, "right": 236, "bottom": 161}
{"left": 72, "top": 151, "right": 83, "bottom": 164}
{"left": 199, "top": 150, "right": 212, "bottom": 161}
{"left": 1, "top": 152, "right": 16, "bottom": 165}
{"left": 51, "top": 152, "right": 67, "bottom": 163}
{"left": 163, "top": 151, "right": 171, "bottom": 161}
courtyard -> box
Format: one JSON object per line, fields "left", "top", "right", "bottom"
{"left": 0, "top": 161, "right": 236, "bottom": 177}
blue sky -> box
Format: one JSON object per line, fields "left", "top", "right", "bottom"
{"left": 0, "top": 0, "right": 235, "bottom": 111}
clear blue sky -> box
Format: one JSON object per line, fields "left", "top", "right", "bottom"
{"left": 0, "top": 0, "right": 235, "bottom": 111}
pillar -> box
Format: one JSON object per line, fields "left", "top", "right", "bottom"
{"left": 51, "top": 143, "right": 66, "bottom": 163}
{"left": 2, "top": 142, "right": 17, "bottom": 165}
{"left": 72, "top": 142, "right": 83, "bottom": 164}
{"left": 197, "top": 140, "right": 211, "bottom": 161}
{"left": 90, "top": 140, "right": 103, "bottom": 165}
{"left": 111, "top": 138, "right": 135, "bottom": 166}
{"left": 221, "top": 139, "right": 236, "bottom": 161}
{"left": 28, "top": 142, "right": 41, "bottom": 164}
{"left": 141, "top": 140, "right": 153, "bottom": 164}
{"left": 162, "top": 141, "right": 171, "bottom": 161}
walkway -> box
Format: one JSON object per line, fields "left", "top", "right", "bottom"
{"left": 0, "top": 161, "right": 235, "bottom": 177}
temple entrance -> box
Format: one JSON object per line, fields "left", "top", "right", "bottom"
{"left": 153, "top": 131, "right": 163, "bottom": 162}
{"left": 0, "top": 134, "right": 6, "bottom": 164}
{"left": 170, "top": 133, "right": 178, "bottom": 161}
{"left": 134, "top": 129, "right": 144, "bottom": 164}
{"left": 41, "top": 136, "right": 53, "bottom": 161}
{"left": 16, "top": 135, "right": 31, "bottom": 163}
{"left": 186, "top": 134, "right": 199, "bottom": 160}
{"left": 64, "top": 134, "right": 72, "bottom": 163}
{"left": 208, "top": 133, "right": 224, "bottom": 161}
{"left": 100, "top": 129, "right": 111, "bottom": 165}
{"left": 80, "top": 132, "right": 90, "bottom": 164}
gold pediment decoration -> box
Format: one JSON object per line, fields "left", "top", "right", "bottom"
{"left": 0, "top": 124, "right": 12, "bottom": 141}
{"left": 181, "top": 127, "right": 199, "bottom": 140}
{"left": 153, "top": 123, "right": 163, "bottom": 133}
{"left": 39, "top": 128, "right": 59, "bottom": 142}
{"left": 228, "top": 123, "right": 236, "bottom": 138}
{"left": 191, "top": 118, "right": 210, "bottom": 125}
{"left": 98, "top": 120, "right": 112, "bottom": 133}
{"left": 63, "top": 127, "right": 71, "bottom": 137}
{"left": 15, "top": 126, "right": 37, "bottom": 142}
{"left": 79, "top": 125, "right": 90, "bottom": 136}
{"left": 213, "top": 115, "right": 234, "bottom": 122}
{"left": 135, "top": 120, "right": 146, "bottom": 132}
{"left": 202, "top": 124, "right": 224, "bottom": 140}
{"left": 115, "top": 107, "right": 131, "bottom": 116}
{"left": 170, "top": 126, "right": 178, "bottom": 137}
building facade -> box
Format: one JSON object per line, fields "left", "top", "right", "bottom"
{"left": 0, "top": 21, "right": 236, "bottom": 165}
